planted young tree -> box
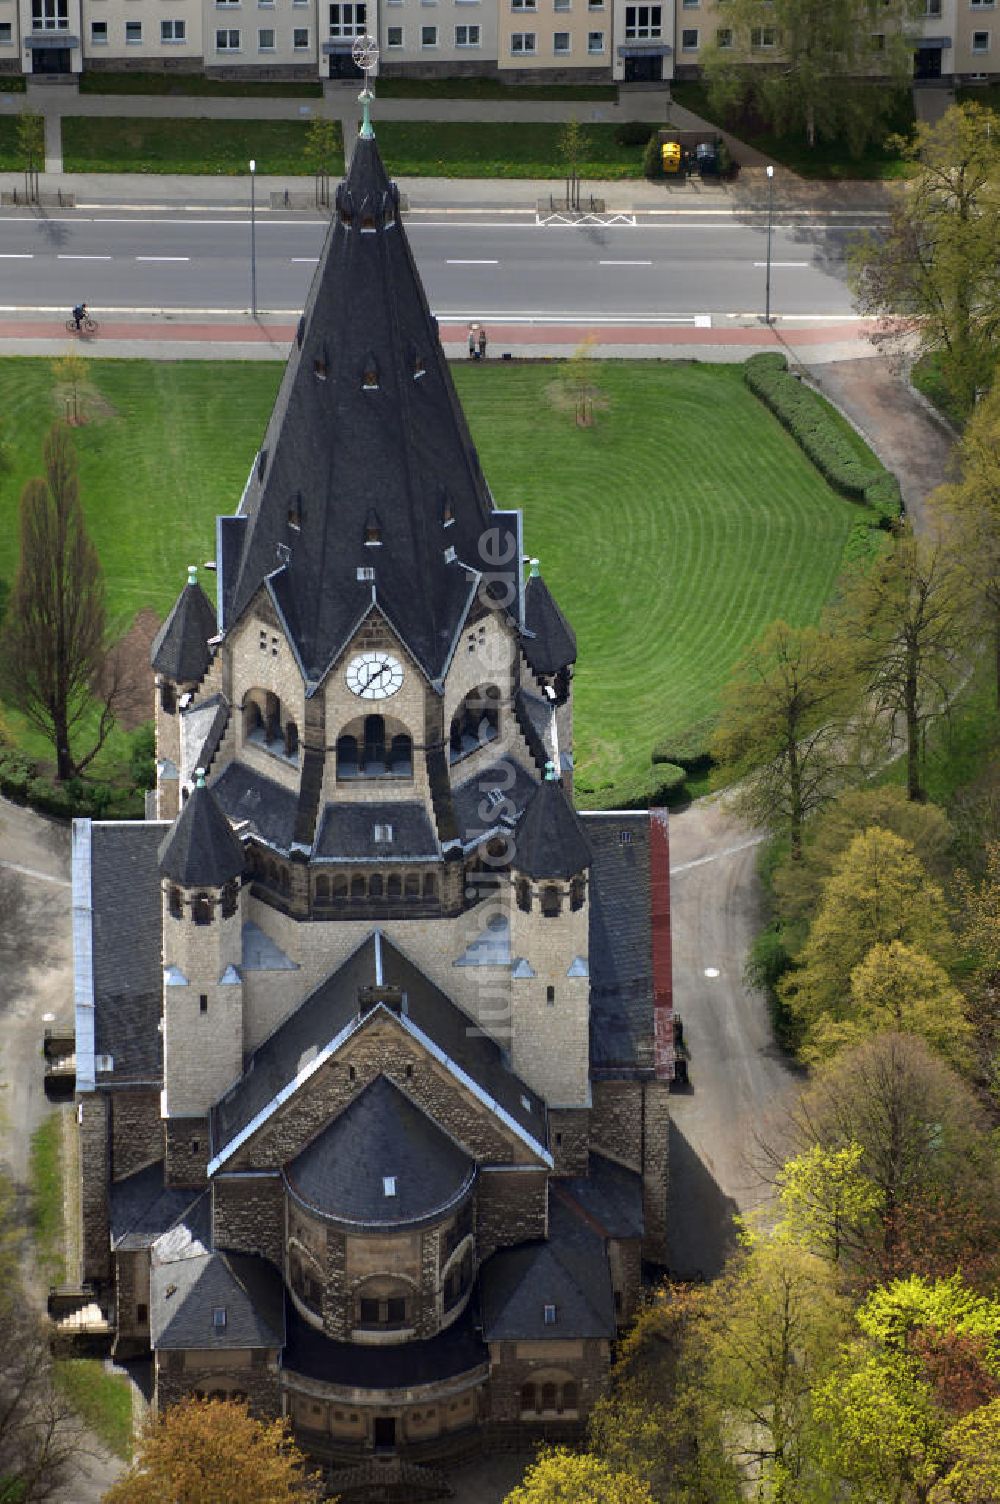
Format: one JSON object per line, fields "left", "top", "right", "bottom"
{"left": 711, "top": 619, "right": 860, "bottom": 859}
{"left": 102, "top": 1397, "right": 324, "bottom": 1504}
{"left": 851, "top": 103, "right": 1000, "bottom": 417}
{"left": 17, "top": 110, "right": 44, "bottom": 205}
{"left": 558, "top": 117, "right": 586, "bottom": 210}
{"left": 0, "top": 424, "right": 119, "bottom": 781}
{"left": 836, "top": 523, "right": 969, "bottom": 802}
{"left": 52, "top": 353, "right": 89, "bottom": 426}
{"left": 701, "top": 0, "right": 919, "bottom": 154}
{"left": 304, "top": 116, "right": 338, "bottom": 209}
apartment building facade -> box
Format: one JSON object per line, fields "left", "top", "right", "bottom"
{"left": 4, "top": 0, "right": 999, "bottom": 87}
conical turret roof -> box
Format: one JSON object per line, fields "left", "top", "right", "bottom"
{"left": 514, "top": 769, "right": 592, "bottom": 880}
{"left": 224, "top": 134, "right": 495, "bottom": 687}
{"left": 158, "top": 774, "right": 246, "bottom": 888}
{"left": 150, "top": 566, "right": 218, "bottom": 684}
{"left": 522, "top": 562, "right": 576, "bottom": 677}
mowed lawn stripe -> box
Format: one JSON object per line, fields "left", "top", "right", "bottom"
{"left": 0, "top": 359, "right": 864, "bottom": 797}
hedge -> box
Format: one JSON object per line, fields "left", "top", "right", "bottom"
{"left": 651, "top": 717, "right": 717, "bottom": 774}
{"left": 0, "top": 747, "right": 143, "bottom": 821}
{"left": 578, "top": 759, "right": 688, "bottom": 810}
{"left": 743, "top": 353, "right": 902, "bottom": 528}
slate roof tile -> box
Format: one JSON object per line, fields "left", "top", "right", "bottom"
{"left": 150, "top": 1251, "right": 285, "bottom": 1351}
{"left": 314, "top": 801, "right": 439, "bottom": 861}
{"left": 158, "top": 778, "right": 246, "bottom": 888}
{"left": 283, "top": 1293, "right": 487, "bottom": 1389}
{"left": 583, "top": 813, "right": 654, "bottom": 1074}
{"left": 480, "top": 1196, "right": 616, "bottom": 1341}
{"left": 150, "top": 573, "right": 218, "bottom": 684}
{"left": 514, "top": 776, "right": 592, "bottom": 881}
{"left": 521, "top": 571, "right": 577, "bottom": 677}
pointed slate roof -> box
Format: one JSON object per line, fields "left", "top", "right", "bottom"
{"left": 150, "top": 567, "right": 218, "bottom": 684}
{"left": 522, "top": 567, "right": 577, "bottom": 677}
{"left": 158, "top": 776, "right": 246, "bottom": 887}
{"left": 285, "top": 1075, "right": 473, "bottom": 1226}
{"left": 514, "top": 772, "right": 592, "bottom": 880}
{"left": 150, "top": 1250, "right": 284, "bottom": 1351}
{"left": 480, "top": 1196, "right": 616, "bottom": 1341}
{"left": 224, "top": 134, "right": 495, "bottom": 688}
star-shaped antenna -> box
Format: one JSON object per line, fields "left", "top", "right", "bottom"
{"left": 352, "top": 34, "right": 379, "bottom": 141}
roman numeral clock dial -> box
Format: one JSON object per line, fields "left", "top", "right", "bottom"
{"left": 345, "top": 651, "right": 405, "bottom": 700}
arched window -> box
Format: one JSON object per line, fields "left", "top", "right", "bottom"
{"left": 264, "top": 692, "right": 280, "bottom": 745}
{"left": 315, "top": 875, "right": 331, "bottom": 901}
{"left": 520, "top": 1384, "right": 536, "bottom": 1415}
{"left": 193, "top": 893, "right": 213, "bottom": 925}
{"left": 363, "top": 716, "right": 386, "bottom": 774}
{"left": 284, "top": 721, "right": 299, "bottom": 759}
{"left": 405, "top": 873, "right": 420, "bottom": 899}
{"left": 369, "top": 873, "right": 383, "bottom": 899}
{"left": 389, "top": 734, "right": 412, "bottom": 776}
{"left": 423, "top": 872, "right": 437, "bottom": 900}
{"left": 541, "top": 1382, "right": 557, "bottom": 1413}
{"left": 387, "top": 873, "right": 402, "bottom": 899}
{"left": 570, "top": 876, "right": 586, "bottom": 912}
{"left": 562, "top": 1381, "right": 578, "bottom": 1413}
{"left": 221, "top": 880, "right": 239, "bottom": 919}
{"left": 516, "top": 878, "right": 532, "bottom": 914}
{"left": 168, "top": 886, "right": 183, "bottom": 919}
{"left": 336, "top": 735, "right": 359, "bottom": 779}
{"left": 541, "top": 886, "right": 561, "bottom": 918}
{"left": 160, "top": 681, "right": 176, "bottom": 714}
{"left": 244, "top": 700, "right": 263, "bottom": 739}
{"left": 332, "top": 874, "right": 348, "bottom": 901}
{"left": 449, "top": 685, "right": 501, "bottom": 763}
{"left": 350, "top": 874, "right": 366, "bottom": 899}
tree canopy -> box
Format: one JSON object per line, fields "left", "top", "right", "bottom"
{"left": 502, "top": 1448, "right": 656, "bottom": 1504}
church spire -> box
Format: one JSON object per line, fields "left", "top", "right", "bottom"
{"left": 223, "top": 112, "right": 495, "bottom": 690}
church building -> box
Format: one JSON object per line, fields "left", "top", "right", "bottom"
{"left": 72, "top": 113, "right": 673, "bottom": 1493}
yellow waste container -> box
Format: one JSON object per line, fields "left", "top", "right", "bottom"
{"left": 661, "top": 141, "right": 682, "bottom": 174}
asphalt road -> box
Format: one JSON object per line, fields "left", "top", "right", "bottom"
{"left": 0, "top": 208, "right": 882, "bottom": 321}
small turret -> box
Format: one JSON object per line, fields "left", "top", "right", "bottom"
{"left": 151, "top": 566, "right": 219, "bottom": 822}
{"left": 160, "top": 771, "right": 246, "bottom": 1133}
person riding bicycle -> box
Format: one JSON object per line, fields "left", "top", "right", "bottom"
{"left": 72, "top": 303, "right": 87, "bottom": 331}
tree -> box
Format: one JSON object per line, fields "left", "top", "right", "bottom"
{"left": 0, "top": 425, "right": 120, "bottom": 782}
{"left": 930, "top": 1400, "right": 1000, "bottom": 1502}
{"left": 807, "top": 940, "right": 973, "bottom": 1068}
{"left": 16, "top": 111, "right": 44, "bottom": 204}
{"left": 51, "top": 354, "right": 89, "bottom": 426}
{"left": 589, "top": 1284, "right": 742, "bottom": 1504}
{"left": 502, "top": 1448, "right": 655, "bottom": 1504}
{"left": 851, "top": 103, "right": 1000, "bottom": 417}
{"left": 712, "top": 620, "right": 860, "bottom": 859}
{"left": 779, "top": 827, "right": 954, "bottom": 1046}
{"left": 701, "top": 0, "right": 918, "bottom": 153}
{"left": 812, "top": 1347, "right": 944, "bottom": 1503}
{"left": 781, "top": 1034, "right": 1000, "bottom": 1282}
{"left": 836, "top": 523, "right": 969, "bottom": 802}
{"left": 698, "top": 1236, "right": 850, "bottom": 1502}
{"left": 101, "top": 1397, "right": 324, "bottom": 1504}
{"left": 774, "top": 1143, "right": 881, "bottom": 1265}
{"left": 303, "top": 117, "right": 338, "bottom": 208}
{"left": 930, "top": 387, "right": 1000, "bottom": 708}
{"left": 558, "top": 117, "right": 587, "bottom": 210}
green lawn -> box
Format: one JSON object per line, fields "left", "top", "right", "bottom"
{"left": 0, "top": 74, "right": 25, "bottom": 92}
{"left": 0, "top": 117, "right": 19, "bottom": 170}
{"left": 29, "top": 1115, "right": 65, "bottom": 1284}
{"left": 670, "top": 81, "right": 915, "bottom": 180}
{"left": 373, "top": 120, "right": 654, "bottom": 179}
{"left": 0, "top": 359, "right": 866, "bottom": 800}
{"left": 54, "top": 1360, "right": 134, "bottom": 1460}
{"left": 376, "top": 77, "right": 618, "bottom": 101}
{"left": 62, "top": 117, "right": 343, "bottom": 176}
{"left": 80, "top": 70, "right": 321, "bottom": 98}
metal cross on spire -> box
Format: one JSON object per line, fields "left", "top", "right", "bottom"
{"left": 352, "top": 34, "right": 379, "bottom": 140}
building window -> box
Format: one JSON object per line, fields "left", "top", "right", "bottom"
{"left": 293, "top": 25, "right": 309, "bottom": 45}
{"left": 546, "top": 985, "right": 555, "bottom": 1005}
{"left": 541, "top": 885, "right": 561, "bottom": 918}
{"left": 421, "top": 23, "right": 437, "bottom": 42}
{"left": 554, "top": 0, "right": 570, "bottom": 9}
{"left": 716, "top": 24, "right": 732, "bottom": 44}
{"left": 199, "top": 994, "right": 208, "bottom": 1014}
{"left": 511, "top": 0, "right": 537, "bottom": 8}
{"left": 570, "top": 875, "right": 586, "bottom": 911}
{"left": 750, "top": 24, "right": 776, "bottom": 45}
{"left": 455, "top": 22, "right": 480, "bottom": 43}
{"left": 258, "top": 25, "right": 275, "bottom": 45}
{"left": 329, "top": 1, "right": 366, "bottom": 35}
{"left": 870, "top": 30, "right": 885, "bottom": 48}
{"left": 125, "top": 18, "right": 142, "bottom": 41}
{"left": 681, "top": 26, "right": 697, "bottom": 47}
{"left": 216, "top": 27, "right": 241, "bottom": 47}
{"left": 510, "top": 30, "right": 536, "bottom": 50}
{"left": 161, "top": 18, "right": 186, "bottom": 40}
{"left": 168, "top": 886, "right": 183, "bottom": 919}
{"left": 971, "top": 0, "right": 995, "bottom": 8}
{"left": 89, "top": 19, "right": 107, "bottom": 42}
{"left": 553, "top": 29, "right": 569, "bottom": 49}
{"left": 137, "top": 1303, "right": 148, "bottom": 1323}
{"left": 587, "top": 28, "right": 604, "bottom": 49}
{"left": 32, "top": 0, "right": 68, "bottom": 32}
{"left": 387, "top": 24, "right": 402, "bottom": 42}
{"left": 973, "top": 28, "right": 990, "bottom": 48}
{"left": 192, "top": 893, "right": 213, "bottom": 925}
{"left": 516, "top": 878, "right": 532, "bottom": 913}
{"left": 625, "top": 4, "right": 661, "bottom": 37}
{"left": 924, "top": 0, "right": 941, "bottom": 14}
{"left": 543, "top": 1303, "right": 557, "bottom": 1325}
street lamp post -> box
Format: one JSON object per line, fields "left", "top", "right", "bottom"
{"left": 764, "top": 163, "right": 774, "bottom": 326}
{"left": 249, "top": 157, "right": 257, "bottom": 320}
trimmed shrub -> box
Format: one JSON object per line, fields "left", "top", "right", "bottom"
{"left": 129, "top": 722, "right": 156, "bottom": 792}
{"left": 651, "top": 717, "right": 717, "bottom": 773}
{"left": 744, "top": 352, "right": 902, "bottom": 527}
{"left": 0, "top": 748, "right": 35, "bottom": 800}
{"left": 615, "top": 121, "right": 655, "bottom": 147}
{"left": 643, "top": 133, "right": 664, "bottom": 179}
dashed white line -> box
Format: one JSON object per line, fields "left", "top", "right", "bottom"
{"left": 600, "top": 259, "right": 652, "bottom": 266}
{"left": 446, "top": 259, "right": 499, "bottom": 265}
{"left": 291, "top": 257, "right": 319, "bottom": 263}
{"left": 135, "top": 256, "right": 190, "bottom": 263}
{"left": 752, "top": 261, "right": 809, "bottom": 268}
{"left": 0, "top": 253, "right": 33, "bottom": 259}
{"left": 57, "top": 254, "right": 112, "bottom": 261}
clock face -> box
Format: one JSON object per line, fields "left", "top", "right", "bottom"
{"left": 345, "top": 651, "right": 404, "bottom": 700}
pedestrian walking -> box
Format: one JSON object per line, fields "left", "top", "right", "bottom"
{"left": 478, "top": 327, "right": 488, "bottom": 359}
{"left": 468, "top": 324, "right": 477, "bottom": 358}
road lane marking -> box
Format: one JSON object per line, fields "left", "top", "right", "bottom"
{"left": 0, "top": 253, "right": 33, "bottom": 259}
{"left": 57, "top": 254, "right": 112, "bottom": 260}
{"left": 599, "top": 259, "right": 652, "bottom": 266}
{"left": 136, "top": 256, "right": 191, "bottom": 262}
{"left": 446, "top": 259, "right": 499, "bottom": 265}
{"left": 291, "top": 257, "right": 319, "bottom": 263}
{"left": 752, "top": 261, "right": 809, "bottom": 267}
{"left": 671, "top": 834, "right": 766, "bottom": 876}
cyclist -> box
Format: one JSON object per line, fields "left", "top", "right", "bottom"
{"left": 72, "top": 302, "right": 87, "bottom": 331}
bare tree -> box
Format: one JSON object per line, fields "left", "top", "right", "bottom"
{"left": 16, "top": 111, "right": 44, "bottom": 206}
{"left": 0, "top": 424, "right": 120, "bottom": 781}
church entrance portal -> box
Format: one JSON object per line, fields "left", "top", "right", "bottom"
{"left": 373, "top": 1416, "right": 396, "bottom": 1452}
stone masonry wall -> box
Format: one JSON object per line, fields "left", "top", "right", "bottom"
{"left": 477, "top": 1170, "right": 547, "bottom": 1263}
{"left": 488, "top": 1337, "right": 609, "bottom": 1423}
{"left": 547, "top": 1109, "right": 590, "bottom": 1177}
{"left": 589, "top": 1081, "right": 643, "bottom": 1174}
{"left": 111, "top": 1090, "right": 163, "bottom": 1182}
{"left": 641, "top": 1079, "right": 670, "bottom": 1265}
{"left": 164, "top": 1118, "right": 210, "bottom": 1189}
{"left": 212, "top": 1175, "right": 285, "bottom": 1268}
{"left": 78, "top": 1094, "right": 111, "bottom": 1284}
{"left": 155, "top": 1350, "right": 280, "bottom": 1418}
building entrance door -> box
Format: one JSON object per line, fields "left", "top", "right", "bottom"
{"left": 624, "top": 55, "right": 661, "bottom": 82}
{"left": 33, "top": 46, "right": 71, "bottom": 73}
{"left": 373, "top": 1416, "right": 396, "bottom": 1452}
{"left": 914, "top": 46, "right": 943, "bottom": 79}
